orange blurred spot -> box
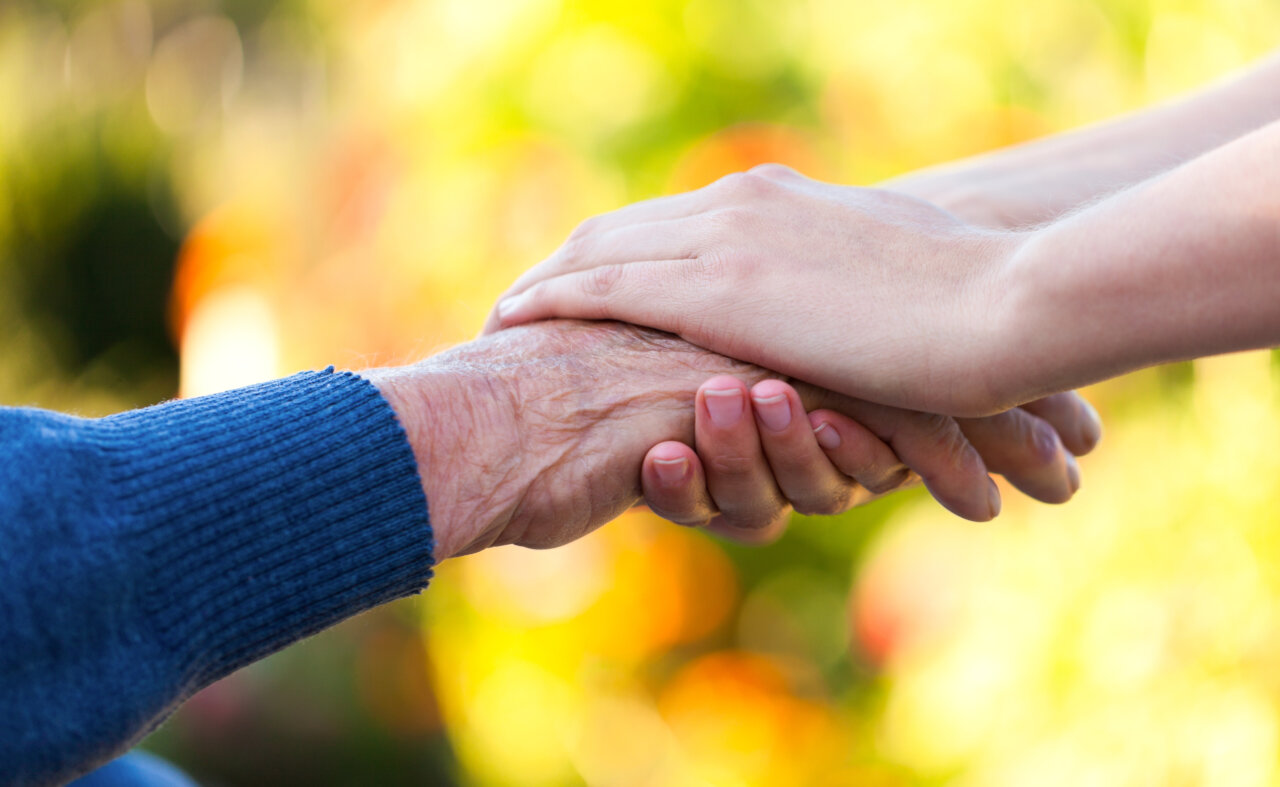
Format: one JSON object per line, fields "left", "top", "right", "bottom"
{"left": 659, "top": 650, "right": 843, "bottom": 784}
{"left": 663, "top": 650, "right": 791, "bottom": 707}
{"left": 168, "top": 202, "right": 287, "bottom": 342}
{"left": 320, "top": 128, "right": 398, "bottom": 248}
{"left": 584, "top": 514, "right": 738, "bottom": 659}
{"left": 666, "top": 123, "right": 828, "bottom": 192}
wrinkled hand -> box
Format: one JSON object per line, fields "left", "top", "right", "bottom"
{"left": 484, "top": 164, "right": 1033, "bottom": 417}
{"left": 368, "top": 321, "right": 1096, "bottom": 561}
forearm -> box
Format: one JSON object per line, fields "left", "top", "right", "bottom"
{"left": 1, "top": 371, "right": 432, "bottom": 785}
{"left": 888, "top": 51, "right": 1280, "bottom": 227}
{"left": 1001, "top": 118, "right": 1280, "bottom": 402}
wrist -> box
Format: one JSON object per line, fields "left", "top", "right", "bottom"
{"left": 934, "top": 227, "right": 1038, "bottom": 416}
{"left": 993, "top": 216, "right": 1118, "bottom": 405}
{"left": 886, "top": 172, "right": 1011, "bottom": 230}
{"left": 363, "top": 362, "right": 522, "bottom": 562}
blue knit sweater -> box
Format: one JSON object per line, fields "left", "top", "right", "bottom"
{"left": 0, "top": 369, "right": 434, "bottom": 786}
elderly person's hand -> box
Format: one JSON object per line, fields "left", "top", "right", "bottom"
{"left": 367, "top": 321, "right": 1095, "bottom": 560}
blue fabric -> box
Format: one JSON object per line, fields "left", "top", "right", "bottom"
{"left": 0, "top": 369, "right": 433, "bottom": 786}
{"left": 68, "top": 752, "right": 197, "bottom": 787}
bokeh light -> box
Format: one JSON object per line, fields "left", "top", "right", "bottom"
{"left": 3, "top": 0, "right": 1280, "bottom": 784}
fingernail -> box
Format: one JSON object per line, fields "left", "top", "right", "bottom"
{"left": 752, "top": 393, "right": 791, "bottom": 432}
{"left": 653, "top": 457, "right": 689, "bottom": 485}
{"left": 813, "top": 422, "right": 841, "bottom": 449}
{"left": 1065, "top": 453, "right": 1081, "bottom": 493}
{"left": 1081, "top": 398, "right": 1103, "bottom": 447}
{"left": 704, "top": 388, "right": 744, "bottom": 428}
{"left": 987, "top": 478, "right": 1002, "bottom": 519}
{"left": 497, "top": 293, "right": 525, "bottom": 323}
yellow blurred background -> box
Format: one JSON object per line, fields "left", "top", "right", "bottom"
{"left": 3, "top": 0, "right": 1280, "bottom": 784}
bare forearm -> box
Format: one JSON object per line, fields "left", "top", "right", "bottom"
{"left": 1002, "top": 118, "right": 1280, "bottom": 401}
{"left": 889, "top": 52, "right": 1280, "bottom": 227}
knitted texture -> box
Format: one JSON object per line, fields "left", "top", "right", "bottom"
{"left": 0, "top": 369, "right": 433, "bottom": 786}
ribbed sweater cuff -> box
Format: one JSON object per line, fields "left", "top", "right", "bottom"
{"left": 91, "top": 368, "right": 433, "bottom": 689}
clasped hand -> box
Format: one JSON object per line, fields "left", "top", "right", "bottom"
{"left": 468, "top": 165, "right": 1099, "bottom": 544}
{"left": 373, "top": 320, "right": 1097, "bottom": 560}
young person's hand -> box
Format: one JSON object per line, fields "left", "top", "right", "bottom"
{"left": 485, "top": 165, "right": 1025, "bottom": 417}
{"left": 639, "top": 377, "right": 1101, "bottom": 543}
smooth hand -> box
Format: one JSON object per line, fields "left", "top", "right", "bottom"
{"left": 484, "top": 164, "right": 1028, "bottom": 417}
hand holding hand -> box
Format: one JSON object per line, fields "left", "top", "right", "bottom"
{"left": 369, "top": 321, "right": 1100, "bottom": 562}
{"left": 485, "top": 164, "right": 1032, "bottom": 417}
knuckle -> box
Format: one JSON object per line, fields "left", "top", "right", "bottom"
{"left": 649, "top": 503, "right": 712, "bottom": 528}
{"left": 916, "top": 413, "right": 978, "bottom": 471}
{"left": 748, "top": 162, "right": 798, "bottom": 180}
{"left": 689, "top": 249, "right": 728, "bottom": 285}
{"left": 582, "top": 264, "right": 624, "bottom": 299}
{"left": 522, "top": 279, "right": 546, "bottom": 304}
{"left": 555, "top": 235, "right": 586, "bottom": 267}
{"left": 1024, "top": 417, "right": 1062, "bottom": 467}
{"left": 715, "top": 170, "right": 777, "bottom": 199}
{"left": 704, "top": 205, "right": 757, "bottom": 236}
{"left": 713, "top": 171, "right": 749, "bottom": 193}
{"left": 568, "top": 215, "right": 603, "bottom": 241}
{"left": 725, "top": 504, "right": 786, "bottom": 531}
{"left": 832, "top": 444, "right": 883, "bottom": 483}
{"left": 862, "top": 466, "right": 910, "bottom": 495}
{"left": 761, "top": 435, "right": 812, "bottom": 470}
{"left": 707, "top": 454, "right": 756, "bottom": 477}
{"left": 916, "top": 412, "right": 958, "bottom": 448}
{"left": 792, "top": 486, "right": 855, "bottom": 516}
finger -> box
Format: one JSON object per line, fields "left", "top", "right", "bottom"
{"left": 748, "top": 380, "right": 860, "bottom": 516}
{"left": 497, "top": 217, "right": 699, "bottom": 306}
{"left": 483, "top": 189, "right": 726, "bottom": 333}
{"left": 1020, "top": 392, "right": 1103, "bottom": 456}
{"left": 641, "top": 441, "right": 717, "bottom": 527}
{"left": 578, "top": 168, "right": 804, "bottom": 238}
{"left": 495, "top": 259, "right": 703, "bottom": 333}
{"left": 568, "top": 186, "right": 717, "bottom": 237}
{"left": 695, "top": 376, "right": 790, "bottom": 531}
{"left": 797, "top": 388, "right": 999, "bottom": 522}
{"left": 872, "top": 411, "right": 997, "bottom": 521}
{"left": 805, "top": 409, "right": 915, "bottom": 500}
{"left": 957, "top": 409, "right": 1079, "bottom": 504}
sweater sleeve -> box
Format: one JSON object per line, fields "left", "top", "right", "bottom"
{"left": 0, "top": 368, "right": 434, "bottom": 787}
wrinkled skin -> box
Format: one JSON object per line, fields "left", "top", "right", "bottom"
{"left": 368, "top": 321, "right": 773, "bottom": 559}
{"left": 367, "top": 320, "right": 1091, "bottom": 561}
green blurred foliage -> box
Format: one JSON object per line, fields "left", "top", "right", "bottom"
{"left": 2, "top": 1, "right": 1279, "bottom": 785}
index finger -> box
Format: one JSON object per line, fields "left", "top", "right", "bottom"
{"left": 481, "top": 187, "right": 721, "bottom": 335}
